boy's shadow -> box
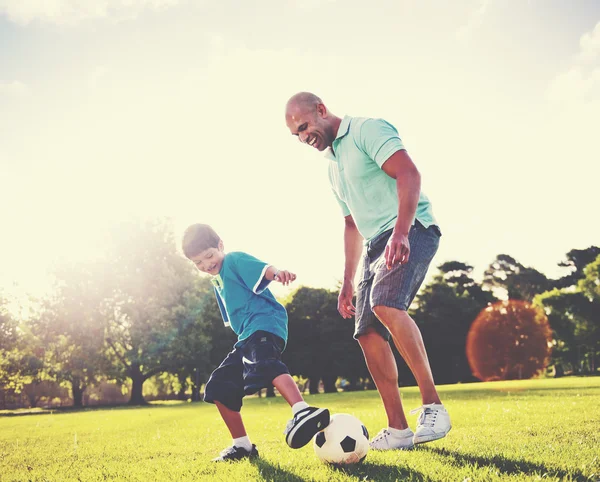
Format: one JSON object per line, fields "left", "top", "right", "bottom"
{"left": 423, "top": 446, "right": 588, "bottom": 480}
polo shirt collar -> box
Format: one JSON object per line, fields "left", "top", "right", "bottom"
{"left": 325, "top": 115, "right": 351, "bottom": 161}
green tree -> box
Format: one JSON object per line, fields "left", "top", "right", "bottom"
{"left": 103, "top": 218, "right": 202, "bottom": 405}
{"left": 483, "top": 255, "right": 551, "bottom": 301}
{"left": 0, "top": 294, "right": 44, "bottom": 408}
{"left": 411, "top": 261, "right": 496, "bottom": 384}
{"left": 34, "top": 260, "right": 110, "bottom": 407}
{"left": 555, "top": 246, "right": 600, "bottom": 289}
{"left": 166, "top": 277, "right": 215, "bottom": 402}
{"left": 536, "top": 254, "right": 600, "bottom": 375}
{"left": 285, "top": 287, "right": 367, "bottom": 393}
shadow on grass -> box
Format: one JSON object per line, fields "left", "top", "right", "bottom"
{"left": 329, "top": 460, "right": 428, "bottom": 482}
{"left": 424, "top": 446, "right": 589, "bottom": 480}
{"left": 251, "top": 458, "right": 427, "bottom": 482}
{"left": 250, "top": 458, "right": 307, "bottom": 482}
{"left": 0, "top": 401, "right": 198, "bottom": 417}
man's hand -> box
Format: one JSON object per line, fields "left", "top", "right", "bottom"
{"left": 338, "top": 280, "right": 356, "bottom": 319}
{"left": 384, "top": 230, "right": 410, "bottom": 269}
{"left": 273, "top": 270, "right": 296, "bottom": 286}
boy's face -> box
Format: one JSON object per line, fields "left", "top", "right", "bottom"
{"left": 189, "top": 240, "right": 225, "bottom": 275}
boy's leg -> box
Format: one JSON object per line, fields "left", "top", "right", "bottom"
{"left": 241, "top": 332, "right": 330, "bottom": 449}
{"left": 204, "top": 349, "right": 258, "bottom": 462}
{"left": 215, "top": 400, "right": 247, "bottom": 439}
{"left": 271, "top": 374, "right": 302, "bottom": 406}
{"left": 272, "top": 373, "right": 330, "bottom": 449}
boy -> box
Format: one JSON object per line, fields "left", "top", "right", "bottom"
{"left": 182, "top": 223, "right": 330, "bottom": 462}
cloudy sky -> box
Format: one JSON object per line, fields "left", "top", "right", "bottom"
{"left": 1, "top": 0, "right": 599, "bottom": 301}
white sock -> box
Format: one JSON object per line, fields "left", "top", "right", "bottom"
{"left": 387, "top": 427, "right": 413, "bottom": 437}
{"left": 233, "top": 436, "right": 252, "bottom": 451}
{"left": 292, "top": 401, "right": 309, "bottom": 415}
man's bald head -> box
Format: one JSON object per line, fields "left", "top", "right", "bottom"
{"left": 285, "top": 92, "right": 340, "bottom": 152}
{"left": 285, "top": 92, "right": 323, "bottom": 115}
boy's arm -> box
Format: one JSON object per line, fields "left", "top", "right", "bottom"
{"left": 264, "top": 265, "right": 296, "bottom": 286}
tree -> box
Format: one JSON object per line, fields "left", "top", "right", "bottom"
{"left": 555, "top": 246, "right": 600, "bottom": 289}
{"left": 284, "top": 287, "right": 367, "bottom": 393}
{"left": 166, "top": 277, "right": 215, "bottom": 402}
{"left": 466, "top": 301, "right": 552, "bottom": 381}
{"left": 103, "top": 218, "right": 202, "bottom": 404}
{"left": 483, "top": 255, "right": 551, "bottom": 301}
{"left": 411, "top": 261, "right": 496, "bottom": 384}
{"left": 34, "top": 260, "right": 110, "bottom": 407}
{"left": 0, "top": 292, "right": 45, "bottom": 409}
{"left": 535, "top": 254, "right": 600, "bottom": 375}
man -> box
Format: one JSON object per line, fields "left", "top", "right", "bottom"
{"left": 284, "top": 92, "right": 451, "bottom": 450}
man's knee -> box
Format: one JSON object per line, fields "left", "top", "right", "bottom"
{"left": 357, "top": 327, "right": 386, "bottom": 349}
{"left": 372, "top": 305, "right": 408, "bottom": 327}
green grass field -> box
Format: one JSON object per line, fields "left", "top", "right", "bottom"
{"left": 1, "top": 377, "right": 599, "bottom": 481}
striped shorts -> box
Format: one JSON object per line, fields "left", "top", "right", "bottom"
{"left": 354, "top": 220, "right": 441, "bottom": 340}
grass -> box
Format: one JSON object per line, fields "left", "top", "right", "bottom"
{"left": 1, "top": 377, "right": 599, "bottom": 481}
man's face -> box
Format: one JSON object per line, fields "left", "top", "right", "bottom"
{"left": 286, "top": 103, "right": 333, "bottom": 152}
{"left": 189, "top": 241, "right": 225, "bottom": 275}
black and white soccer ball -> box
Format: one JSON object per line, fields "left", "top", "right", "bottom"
{"left": 313, "top": 413, "right": 369, "bottom": 465}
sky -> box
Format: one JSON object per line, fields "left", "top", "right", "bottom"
{"left": 1, "top": 0, "right": 599, "bottom": 303}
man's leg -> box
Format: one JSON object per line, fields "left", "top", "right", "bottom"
{"left": 372, "top": 305, "right": 451, "bottom": 444}
{"left": 372, "top": 306, "right": 440, "bottom": 405}
{"left": 357, "top": 329, "right": 407, "bottom": 429}
{"left": 358, "top": 328, "right": 416, "bottom": 450}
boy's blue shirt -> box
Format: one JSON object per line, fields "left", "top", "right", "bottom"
{"left": 211, "top": 251, "right": 288, "bottom": 348}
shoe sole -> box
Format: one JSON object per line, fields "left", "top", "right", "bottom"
{"left": 286, "top": 408, "right": 330, "bottom": 449}
{"left": 413, "top": 426, "right": 452, "bottom": 445}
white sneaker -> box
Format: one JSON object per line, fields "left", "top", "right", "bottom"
{"left": 369, "top": 428, "right": 415, "bottom": 450}
{"left": 411, "top": 403, "right": 451, "bottom": 444}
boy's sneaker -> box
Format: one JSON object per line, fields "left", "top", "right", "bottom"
{"left": 212, "top": 444, "right": 259, "bottom": 462}
{"left": 284, "top": 406, "right": 330, "bottom": 449}
{"left": 411, "top": 403, "right": 451, "bottom": 444}
{"left": 369, "top": 428, "right": 415, "bottom": 450}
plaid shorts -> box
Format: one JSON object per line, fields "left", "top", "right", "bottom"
{"left": 354, "top": 220, "right": 441, "bottom": 340}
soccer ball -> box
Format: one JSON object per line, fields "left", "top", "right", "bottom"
{"left": 313, "top": 413, "right": 370, "bottom": 465}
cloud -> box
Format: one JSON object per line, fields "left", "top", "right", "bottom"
{"left": 457, "top": 0, "right": 491, "bottom": 41}
{"left": 548, "top": 21, "right": 600, "bottom": 108}
{"left": 0, "top": 80, "right": 29, "bottom": 97}
{"left": 0, "top": 0, "right": 183, "bottom": 26}
{"left": 577, "top": 21, "right": 600, "bottom": 64}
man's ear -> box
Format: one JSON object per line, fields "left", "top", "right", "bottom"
{"left": 218, "top": 239, "right": 224, "bottom": 251}
{"left": 316, "top": 103, "right": 328, "bottom": 118}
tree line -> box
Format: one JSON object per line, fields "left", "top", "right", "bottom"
{"left": 1, "top": 219, "right": 598, "bottom": 409}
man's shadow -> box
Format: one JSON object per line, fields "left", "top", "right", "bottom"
{"left": 423, "top": 446, "right": 589, "bottom": 480}
{"left": 252, "top": 457, "right": 428, "bottom": 482}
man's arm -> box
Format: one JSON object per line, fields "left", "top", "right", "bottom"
{"left": 338, "top": 214, "right": 363, "bottom": 319}
{"left": 380, "top": 149, "right": 421, "bottom": 267}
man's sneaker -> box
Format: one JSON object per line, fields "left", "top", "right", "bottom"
{"left": 369, "top": 428, "right": 415, "bottom": 450}
{"left": 284, "top": 406, "right": 330, "bottom": 449}
{"left": 411, "top": 403, "right": 451, "bottom": 444}
{"left": 212, "top": 444, "right": 259, "bottom": 462}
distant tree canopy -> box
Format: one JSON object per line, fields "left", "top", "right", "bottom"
{"left": 1, "top": 215, "right": 598, "bottom": 410}
{"left": 284, "top": 287, "right": 368, "bottom": 393}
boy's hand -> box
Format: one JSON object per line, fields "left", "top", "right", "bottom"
{"left": 274, "top": 270, "right": 296, "bottom": 286}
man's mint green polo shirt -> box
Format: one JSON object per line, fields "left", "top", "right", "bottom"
{"left": 325, "top": 115, "right": 437, "bottom": 242}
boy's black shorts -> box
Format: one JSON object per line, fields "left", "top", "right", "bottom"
{"left": 203, "top": 330, "right": 290, "bottom": 412}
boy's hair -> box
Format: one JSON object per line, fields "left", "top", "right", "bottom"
{"left": 182, "top": 224, "right": 221, "bottom": 259}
